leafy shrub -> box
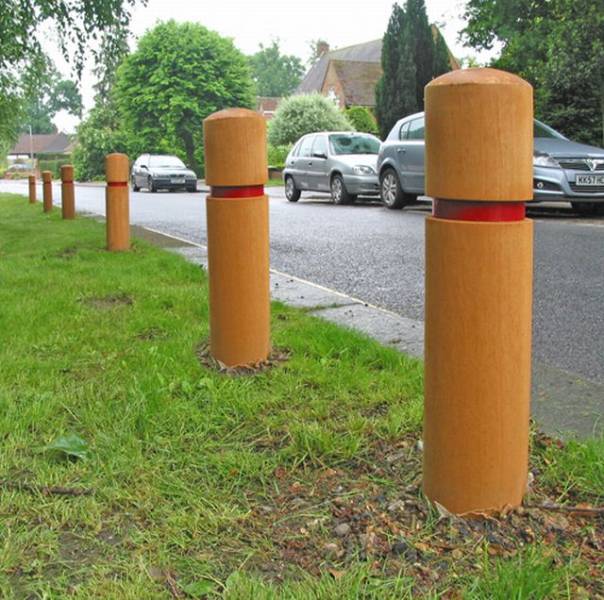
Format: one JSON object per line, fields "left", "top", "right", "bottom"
{"left": 268, "top": 93, "right": 353, "bottom": 146}
{"left": 38, "top": 157, "right": 71, "bottom": 179}
{"left": 267, "top": 144, "right": 291, "bottom": 169}
{"left": 345, "top": 106, "right": 379, "bottom": 136}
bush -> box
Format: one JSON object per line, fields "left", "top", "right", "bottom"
{"left": 38, "top": 157, "right": 71, "bottom": 179}
{"left": 267, "top": 144, "right": 291, "bottom": 169}
{"left": 268, "top": 94, "right": 353, "bottom": 146}
{"left": 345, "top": 106, "right": 379, "bottom": 136}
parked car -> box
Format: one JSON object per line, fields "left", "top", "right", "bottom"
{"left": 377, "top": 112, "right": 604, "bottom": 215}
{"left": 3, "top": 163, "right": 33, "bottom": 179}
{"left": 283, "top": 132, "right": 381, "bottom": 204}
{"left": 131, "top": 154, "right": 197, "bottom": 193}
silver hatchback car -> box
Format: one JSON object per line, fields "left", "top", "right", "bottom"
{"left": 283, "top": 132, "right": 381, "bottom": 204}
{"left": 377, "top": 112, "right": 604, "bottom": 215}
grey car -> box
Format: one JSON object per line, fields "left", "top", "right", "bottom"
{"left": 283, "top": 132, "right": 381, "bottom": 204}
{"left": 131, "top": 154, "right": 197, "bottom": 193}
{"left": 377, "top": 112, "right": 604, "bottom": 215}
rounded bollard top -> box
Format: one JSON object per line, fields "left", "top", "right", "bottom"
{"left": 60, "top": 164, "right": 74, "bottom": 181}
{"left": 42, "top": 170, "right": 52, "bottom": 182}
{"left": 105, "top": 153, "right": 129, "bottom": 183}
{"left": 28, "top": 174, "right": 35, "bottom": 182}
{"left": 425, "top": 67, "right": 533, "bottom": 203}
{"left": 204, "top": 108, "right": 267, "bottom": 187}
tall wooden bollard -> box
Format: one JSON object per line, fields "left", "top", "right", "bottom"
{"left": 42, "top": 170, "right": 53, "bottom": 212}
{"left": 28, "top": 175, "right": 36, "bottom": 204}
{"left": 423, "top": 68, "right": 534, "bottom": 515}
{"left": 203, "top": 108, "right": 270, "bottom": 367}
{"left": 60, "top": 165, "right": 75, "bottom": 219}
{"left": 105, "top": 153, "right": 130, "bottom": 251}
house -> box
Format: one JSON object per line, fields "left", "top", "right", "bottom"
{"left": 256, "top": 96, "right": 282, "bottom": 120}
{"left": 8, "top": 132, "right": 74, "bottom": 161}
{"left": 296, "top": 30, "right": 460, "bottom": 110}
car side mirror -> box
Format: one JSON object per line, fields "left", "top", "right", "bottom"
{"left": 312, "top": 152, "right": 327, "bottom": 159}
{"left": 140, "top": 165, "right": 148, "bottom": 170}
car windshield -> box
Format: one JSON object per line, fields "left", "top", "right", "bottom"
{"left": 328, "top": 134, "right": 380, "bottom": 155}
{"left": 149, "top": 155, "right": 186, "bottom": 168}
{"left": 534, "top": 120, "right": 566, "bottom": 140}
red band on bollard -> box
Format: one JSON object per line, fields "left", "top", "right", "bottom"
{"left": 62, "top": 180, "right": 74, "bottom": 184}
{"left": 211, "top": 185, "right": 264, "bottom": 198}
{"left": 107, "top": 181, "right": 128, "bottom": 187}
{"left": 433, "top": 199, "right": 525, "bottom": 222}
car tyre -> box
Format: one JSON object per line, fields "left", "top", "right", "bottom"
{"left": 331, "top": 174, "right": 356, "bottom": 205}
{"left": 187, "top": 184, "right": 197, "bottom": 193}
{"left": 571, "top": 201, "right": 604, "bottom": 216}
{"left": 285, "top": 176, "right": 301, "bottom": 202}
{"left": 380, "top": 168, "right": 408, "bottom": 209}
{"left": 148, "top": 176, "right": 157, "bottom": 193}
{"left": 131, "top": 177, "right": 140, "bottom": 192}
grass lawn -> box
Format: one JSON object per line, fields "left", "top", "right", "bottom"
{"left": 0, "top": 193, "right": 602, "bottom": 599}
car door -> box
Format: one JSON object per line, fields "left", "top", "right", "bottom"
{"left": 295, "top": 135, "right": 315, "bottom": 190}
{"left": 397, "top": 117, "right": 425, "bottom": 193}
{"left": 136, "top": 154, "right": 149, "bottom": 187}
{"left": 309, "top": 134, "right": 330, "bottom": 191}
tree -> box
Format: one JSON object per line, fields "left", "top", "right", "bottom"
{"left": 249, "top": 41, "right": 305, "bottom": 97}
{"left": 268, "top": 93, "right": 353, "bottom": 146}
{"left": 375, "top": 4, "right": 418, "bottom": 139}
{"left": 114, "top": 21, "right": 255, "bottom": 174}
{"left": 462, "top": 0, "right": 604, "bottom": 146}
{"left": 374, "top": 1, "right": 452, "bottom": 139}
{"left": 308, "top": 39, "right": 330, "bottom": 65}
{"left": 345, "top": 106, "right": 379, "bottom": 135}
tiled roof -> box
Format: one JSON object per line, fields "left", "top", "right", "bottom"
{"left": 9, "top": 132, "right": 72, "bottom": 155}
{"left": 330, "top": 60, "right": 383, "bottom": 107}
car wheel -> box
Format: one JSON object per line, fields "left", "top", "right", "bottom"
{"left": 331, "top": 174, "right": 355, "bottom": 205}
{"left": 148, "top": 176, "right": 157, "bottom": 193}
{"left": 380, "top": 168, "right": 408, "bottom": 209}
{"left": 571, "top": 201, "right": 604, "bottom": 216}
{"left": 285, "top": 176, "right": 301, "bottom": 202}
{"left": 131, "top": 177, "right": 140, "bottom": 192}
{"left": 186, "top": 184, "right": 197, "bottom": 193}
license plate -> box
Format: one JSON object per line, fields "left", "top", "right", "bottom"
{"left": 575, "top": 174, "right": 604, "bottom": 186}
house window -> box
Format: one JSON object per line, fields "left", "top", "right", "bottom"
{"left": 326, "top": 87, "right": 340, "bottom": 106}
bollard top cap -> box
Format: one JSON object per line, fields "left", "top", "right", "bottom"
{"left": 204, "top": 108, "right": 268, "bottom": 187}
{"left": 60, "top": 164, "right": 74, "bottom": 178}
{"left": 105, "top": 153, "right": 129, "bottom": 183}
{"left": 428, "top": 67, "right": 532, "bottom": 90}
{"left": 42, "top": 170, "right": 52, "bottom": 181}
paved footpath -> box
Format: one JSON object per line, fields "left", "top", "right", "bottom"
{"left": 2, "top": 180, "right": 603, "bottom": 439}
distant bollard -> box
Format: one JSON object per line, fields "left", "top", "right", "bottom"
{"left": 42, "top": 171, "right": 53, "bottom": 212}
{"left": 423, "top": 68, "right": 534, "bottom": 515}
{"left": 60, "top": 165, "right": 75, "bottom": 220}
{"left": 28, "top": 175, "right": 36, "bottom": 204}
{"left": 203, "top": 108, "right": 270, "bottom": 367}
{"left": 104, "top": 153, "right": 130, "bottom": 251}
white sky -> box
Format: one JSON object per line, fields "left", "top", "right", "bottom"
{"left": 52, "top": 0, "right": 496, "bottom": 132}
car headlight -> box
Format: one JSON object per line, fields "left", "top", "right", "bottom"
{"left": 533, "top": 152, "right": 560, "bottom": 168}
{"left": 352, "top": 165, "right": 376, "bottom": 175}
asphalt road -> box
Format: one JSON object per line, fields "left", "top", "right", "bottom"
{"left": 3, "top": 180, "right": 603, "bottom": 392}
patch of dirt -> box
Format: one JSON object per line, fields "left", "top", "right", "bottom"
{"left": 136, "top": 327, "right": 167, "bottom": 341}
{"left": 83, "top": 293, "right": 133, "bottom": 310}
{"left": 196, "top": 342, "right": 290, "bottom": 376}
{"left": 56, "top": 246, "right": 78, "bottom": 259}
{"left": 240, "top": 432, "right": 603, "bottom": 597}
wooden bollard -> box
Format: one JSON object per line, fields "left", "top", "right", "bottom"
{"left": 42, "top": 170, "right": 53, "bottom": 212}
{"left": 105, "top": 153, "right": 130, "bottom": 251}
{"left": 60, "top": 165, "right": 75, "bottom": 219}
{"left": 423, "top": 68, "right": 534, "bottom": 515}
{"left": 28, "top": 175, "right": 36, "bottom": 204}
{"left": 203, "top": 108, "right": 270, "bottom": 367}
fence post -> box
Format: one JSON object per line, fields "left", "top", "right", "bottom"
{"left": 28, "top": 175, "right": 36, "bottom": 204}
{"left": 60, "top": 165, "right": 75, "bottom": 220}
{"left": 42, "top": 171, "right": 53, "bottom": 212}
{"left": 105, "top": 153, "right": 130, "bottom": 251}
{"left": 203, "top": 108, "right": 270, "bottom": 367}
{"left": 423, "top": 68, "right": 534, "bottom": 515}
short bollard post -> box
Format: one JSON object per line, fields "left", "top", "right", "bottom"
{"left": 60, "top": 164, "right": 75, "bottom": 219}
{"left": 203, "top": 108, "right": 270, "bottom": 367}
{"left": 423, "top": 68, "right": 534, "bottom": 515}
{"left": 42, "top": 170, "right": 53, "bottom": 212}
{"left": 28, "top": 175, "right": 36, "bottom": 204}
{"left": 105, "top": 153, "right": 130, "bottom": 251}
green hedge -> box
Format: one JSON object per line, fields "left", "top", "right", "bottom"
{"left": 38, "top": 158, "right": 71, "bottom": 179}
{"left": 267, "top": 144, "right": 291, "bottom": 169}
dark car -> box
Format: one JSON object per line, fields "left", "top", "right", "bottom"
{"left": 131, "top": 154, "right": 197, "bottom": 193}
{"left": 377, "top": 112, "right": 604, "bottom": 215}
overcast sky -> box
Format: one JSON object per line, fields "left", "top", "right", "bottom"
{"left": 52, "top": 0, "right": 496, "bottom": 132}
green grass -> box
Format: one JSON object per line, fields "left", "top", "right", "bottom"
{"left": 0, "top": 193, "right": 602, "bottom": 598}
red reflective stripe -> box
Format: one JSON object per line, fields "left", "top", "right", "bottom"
{"left": 211, "top": 185, "right": 264, "bottom": 198}
{"left": 107, "top": 181, "right": 128, "bottom": 187}
{"left": 62, "top": 180, "right": 74, "bottom": 184}
{"left": 433, "top": 199, "right": 525, "bottom": 222}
